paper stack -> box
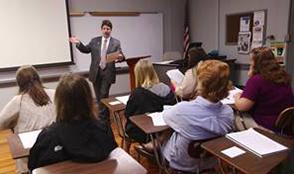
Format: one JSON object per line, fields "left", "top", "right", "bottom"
{"left": 226, "top": 128, "right": 288, "bottom": 157}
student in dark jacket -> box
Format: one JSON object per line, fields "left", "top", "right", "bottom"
{"left": 125, "top": 58, "right": 176, "bottom": 144}
{"left": 28, "top": 74, "right": 117, "bottom": 171}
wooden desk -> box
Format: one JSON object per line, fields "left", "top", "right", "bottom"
{"left": 32, "top": 147, "right": 147, "bottom": 174}
{"left": 129, "top": 114, "right": 169, "bottom": 134}
{"left": 130, "top": 114, "right": 169, "bottom": 172}
{"left": 7, "top": 133, "right": 30, "bottom": 159}
{"left": 201, "top": 129, "right": 294, "bottom": 174}
{"left": 101, "top": 96, "right": 127, "bottom": 148}
{"left": 101, "top": 97, "right": 126, "bottom": 113}
{"left": 0, "top": 129, "right": 17, "bottom": 174}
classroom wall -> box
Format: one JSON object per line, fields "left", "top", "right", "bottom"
{"left": 0, "top": 0, "right": 186, "bottom": 110}
{"left": 286, "top": 0, "right": 294, "bottom": 91}
{"left": 0, "top": 73, "right": 130, "bottom": 111}
{"left": 69, "top": 0, "right": 186, "bottom": 53}
{"left": 189, "top": 0, "right": 291, "bottom": 85}
{"left": 189, "top": 0, "right": 219, "bottom": 52}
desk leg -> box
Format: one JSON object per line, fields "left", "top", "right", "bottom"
{"left": 113, "top": 111, "right": 125, "bottom": 147}
{"left": 217, "top": 158, "right": 238, "bottom": 174}
{"left": 150, "top": 133, "right": 169, "bottom": 174}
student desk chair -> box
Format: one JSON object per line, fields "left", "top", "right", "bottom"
{"left": 129, "top": 114, "right": 169, "bottom": 173}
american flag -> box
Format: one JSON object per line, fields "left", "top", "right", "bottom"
{"left": 183, "top": 0, "right": 190, "bottom": 59}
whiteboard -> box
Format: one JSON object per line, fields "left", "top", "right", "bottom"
{"left": 0, "top": 0, "right": 72, "bottom": 70}
{"left": 70, "top": 13, "right": 163, "bottom": 71}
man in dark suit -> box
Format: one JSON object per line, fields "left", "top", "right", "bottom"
{"left": 70, "top": 20, "right": 124, "bottom": 103}
{"left": 69, "top": 20, "right": 124, "bottom": 123}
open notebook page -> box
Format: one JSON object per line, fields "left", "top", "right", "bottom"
{"left": 19, "top": 129, "right": 42, "bottom": 149}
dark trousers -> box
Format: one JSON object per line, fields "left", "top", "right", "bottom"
{"left": 92, "top": 70, "right": 112, "bottom": 125}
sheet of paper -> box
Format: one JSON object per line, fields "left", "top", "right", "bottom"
{"left": 115, "top": 95, "right": 130, "bottom": 105}
{"left": 221, "top": 87, "right": 243, "bottom": 104}
{"left": 240, "top": 16, "right": 250, "bottom": 32}
{"left": 163, "top": 105, "right": 173, "bottom": 111}
{"left": 109, "top": 101, "right": 121, "bottom": 105}
{"left": 147, "top": 112, "right": 167, "bottom": 126}
{"left": 221, "top": 146, "right": 246, "bottom": 158}
{"left": 153, "top": 60, "right": 174, "bottom": 65}
{"left": 254, "top": 11, "right": 265, "bottom": 26}
{"left": 252, "top": 26, "right": 264, "bottom": 41}
{"left": 19, "top": 129, "right": 42, "bottom": 149}
{"left": 166, "top": 69, "right": 184, "bottom": 84}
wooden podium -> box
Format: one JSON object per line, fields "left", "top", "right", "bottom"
{"left": 126, "top": 55, "right": 151, "bottom": 90}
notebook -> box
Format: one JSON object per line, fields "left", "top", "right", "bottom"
{"left": 226, "top": 128, "right": 288, "bottom": 157}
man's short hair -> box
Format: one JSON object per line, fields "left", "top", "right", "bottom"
{"left": 101, "top": 20, "right": 112, "bottom": 29}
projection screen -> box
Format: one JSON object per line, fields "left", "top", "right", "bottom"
{"left": 0, "top": 0, "right": 72, "bottom": 70}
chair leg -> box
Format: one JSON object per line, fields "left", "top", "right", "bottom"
{"left": 217, "top": 158, "right": 233, "bottom": 174}
{"left": 123, "top": 138, "right": 132, "bottom": 153}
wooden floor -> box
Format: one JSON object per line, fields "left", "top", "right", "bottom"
{"left": 0, "top": 129, "right": 16, "bottom": 174}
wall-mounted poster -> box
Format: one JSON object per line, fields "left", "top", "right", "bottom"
{"left": 252, "top": 11, "right": 265, "bottom": 49}
{"left": 270, "top": 41, "right": 286, "bottom": 63}
{"left": 237, "top": 32, "right": 251, "bottom": 54}
{"left": 240, "top": 16, "right": 250, "bottom": 32}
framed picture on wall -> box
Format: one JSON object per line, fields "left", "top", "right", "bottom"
{"left": 237, "top": 32, "right": 251, "bottom": 54}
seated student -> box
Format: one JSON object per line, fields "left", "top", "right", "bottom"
{"left": 125, "top": 58, "right": 176, "bottom": 144}
{"left": 234, "top": 47, "right": 294, "bottom": 132}
{"left": 28, "top": 74, "right": 117, "bottom": 171}
{"left": 173, "top": 47, "right": 207, "bottom": 100}
{"left": 162, "top": 60, "right": 234, "bottom": 173}
{"left": 0, "top": 65, "right": 55, "bottom": 133}
{"left": 0, "top": 65, "right": 56, "bottom": 174}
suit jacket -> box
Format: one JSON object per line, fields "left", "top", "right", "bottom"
{"left": 76, "top": 36, "right": 124, "bottom": 83}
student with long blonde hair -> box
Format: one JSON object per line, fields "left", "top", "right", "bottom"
{"left": 125, "top": 58, "right": 176, "bottom": 143}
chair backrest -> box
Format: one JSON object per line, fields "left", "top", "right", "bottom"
{"left": 162, "top": 51, "right": 182, "bottom": 61}
{"left": 188, "top": 136, "right": 219, "bottom": 159}
{"left": 275, "top": 107, "right": 294, "bottom": 136}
